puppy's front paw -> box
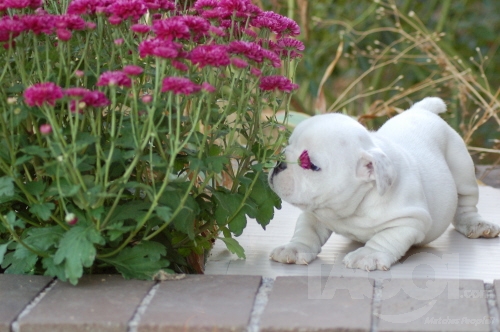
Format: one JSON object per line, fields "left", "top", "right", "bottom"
{"left": 343, "top": 247, "right": 397, "bottom": 271}
{"left": 270, "top": 243, "right": 318, "bottom": 265}
{"left": 456, "top": 220, "right": 500, "bottom": 239}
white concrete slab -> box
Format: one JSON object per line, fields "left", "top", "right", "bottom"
{"left": 206, "top": 186, "right": 500, "bottom": 282}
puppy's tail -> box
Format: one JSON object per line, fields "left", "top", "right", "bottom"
{"left": 410, "top": 97, "right": 447, "bottom": 114}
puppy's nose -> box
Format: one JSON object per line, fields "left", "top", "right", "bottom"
{"left": 274, "top": 161, "right": 287, "bottom": 175}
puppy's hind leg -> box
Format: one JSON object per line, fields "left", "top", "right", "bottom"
{"left": 446, "top": 132, "right": 500, "bottom": 238}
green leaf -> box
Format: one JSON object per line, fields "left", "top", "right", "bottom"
{"left": 42, "top": 256, "right": 67, "bottom": 282}
{"left": 21, "top": 146, "right": 49, "bottom": 158}
{"left": 29, "top": 202, "right": 55, "bottom": 221}
{"left": 0, "top": 176, "right": 14, "bottom": 197}
{"left": 2, "top": 244, "right": 38, "bottom": 274}
{"left": 100, "top": 241, "right": 168, "bottom": 280}
{"left": 53, "top": 224, "right": 105, "bottom": 285}
{"left": 25, "top": 181, "right": 45, "bottom": 197}
{"left": 228, "top": 211, "right": 247, "bottom": 237}
{"left": 107, "top": 201, "right": 151, "bottom": 224}
{"left": 24, "top": 226, "right": 64, "bottom": 251}
{"left": 5, "top": 211, "right": 25, "bottom": 229}
{"left": 218, "top": 237, "right": 246, "bottom": 259}
{"left": 155, "top": 206, "right": 172, "bottom": 223}
{"left": 0, "top": 241, "right": 12, "bottom": 265}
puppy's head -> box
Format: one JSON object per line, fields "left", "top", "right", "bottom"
{"left": 268, "top": 113, "right": 395, "bottom": 210}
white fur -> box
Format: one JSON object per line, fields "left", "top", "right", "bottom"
{"left": 268, "top": 97, "right": 500, "bottom": 271}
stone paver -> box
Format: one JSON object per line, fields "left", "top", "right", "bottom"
{"left": 494, "top": 280, "right": 500, "bottom": 331}
{"left": 378, "top": 279, "right": 490, "bottom": 332}
{"left": 259, "top": 276, "right": 374, "bottom": 332}
{"left": 17, "top": 274, "right": 154, "bottom": 332}
{"left": 137, "top": 275, "right": 261, "bottom": 332}
{"left": 0, "top": 274, "right": 53, "bottom": 332}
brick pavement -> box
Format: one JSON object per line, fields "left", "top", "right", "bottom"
{"left": 1, "top": 274, "right": 500, "bottom": 332}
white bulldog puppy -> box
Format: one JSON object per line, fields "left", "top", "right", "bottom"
{"left": 268, "top": 97, "right": 500, "bottom": 271}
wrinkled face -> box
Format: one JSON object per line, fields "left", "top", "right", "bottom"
{"left": 268, "top": 113, "right": 378, "bottom": 211}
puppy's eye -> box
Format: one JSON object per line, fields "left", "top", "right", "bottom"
{"left": 310, "top": 163, "right": 321, "bottom": 171}
{"left": 298, "top": 150, "right": 321, "bottom": 171}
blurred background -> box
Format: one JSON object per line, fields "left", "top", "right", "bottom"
{"left": 259, "top": 0, "right": 500, "bottom": 173}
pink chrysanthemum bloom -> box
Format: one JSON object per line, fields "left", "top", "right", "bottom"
{"left": 55, "top": 14, "right": 86, "bottom": 30}
{"left": 172, "top": 60, "right": 189, "bottom": 71}
{"left": 138, "top": 37, "right": 180, "bottom": 59}
{"left": 208, "top": 25, "right": 225, "bottom": 37}
{"left": 97, "top": 71, "right": 132, "bottom": 88}
{"left": 108, "top": 16, "right": 122, "bottom": 25}
{"left": 56, "top": 29, "right": 72, "bottom": 41}
{"left": 275, "top": 37, "right": 304, "bottom": 59}
{"left": 21, "top": 14, "right": 56, "bottom": 35}
{"left": 4, "top": 0, "right": 42, "bottom": 9}
{"left": 189, "top": 44, "right": 230, "bottom": 68}
{"left": 250, "top": 67, "right": 261, "bottom": 77}
{"left": 182, "top": 16, "right": 210, "bottom": 38}
{"left": 231, "top": 57, "right": 248, "bottom": 68}
{"left": 0, "top": 17, "right": 25, "bottom": 42}
{"left": 251, "top": 11, "right": 300, "bottom": 38}
{"left": 123, "top": 65, "right": 143, "bottom": 76}
{"left": 67, "top": 0, "right": 115, "bottom": 15}
{"left": 201, "top": 82, "right": 215, "bottom": 93}
{"left": 228, "top": 41, "right": 263, "bottom": 62}
{"left": 65, "top": 87, "right": 90, "bottom": 97}
{"left": 218, "top": 0, "right": 261, "bottom": 19}
{"left": 259, "top": 75, "right": 298, "bottom": 93}
{"left": 131, "top": 23, "right": 151, "bottom": 34}
{"left": 108, "top": 0, "right": 147, "bottom": 22}
{"left": 24, "top": 82, "right": 64, "bottom": 107}
{"left": 194, "top": 0, "right": 217, "bottom": 11}
{"left": 153, "top": 17, "right": 190, "bottom": 40}
{"left": 143, "top": 0, "right": 175, "bottom": 11}
{"left": 86, "top": 22, "right": 96, "bottom": 30}
{"left": 298, "top": 150, "right": 312, "bottom": 169}
{"left": 162, "top": 77, "right": 201, "bottom": 95}
{"left": 39, "top": 123, "right": 52, "bottom": 135}
{"left": 262, "top": 49, "right": 281, "bottom": 68}
{"left": 83, "top": 90, "right": 110, "bottom": 108}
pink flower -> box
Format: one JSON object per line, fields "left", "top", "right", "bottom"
{"left": 86, "top": 22, "right": 96, "bottom": 30}
{"left": 24, "top": 82, "right": 64, "bottom": 107}
{"left": 208, "top": 26, "right": 225, "bottom": 37}
{"left": 162, "top": 77, "right": 201, "bottom": 95}
{"left": 83, "top": 90, "right": 110, "bottom": 108}
{"left": 108, "top": 16, "right": 122, "bottom": 25}
{"left": 201, "top": 82, "right": 215, "bottom": 93}
{"left": 56, "top": 29, "right": 72, "bottom": 41}
{"left": 259, "top": 75, "right": 298, "bottom": 93}
{"left": 182, "top": 16, "right": 210, "bottom": 38}
{"left": 56, "top": 14, "right": 86, "bottom": 30}
{"left": 65, "top": 87, "right": 90, "bottom": 97}
{"left": 131, "top": 23, "right": 151, "bottom": 34}
{"left": 172, "top": 60, "right": 188, "bottom": 71}
{"left": 108, "top": 0, "right": 147, "bottom": 22}
{"left": 39, "top": 124, "right": 52, "bottom": 135}
{"left": 228, "top": 41, "right": 266, "bottom": 63}
{"left": 97, "top": 71, "right": 132, "bottom": 88}
{"left": 21, "top": 14, "right": 56, "bottom": 35}
{"left": 138, "top": 38, "right": 180, "bottom": 59}
{"left": 123, "top": 65, "right": 143, "bottom": 76}
{"left": 298, "top": 150, "right": 312, "bottom": 169}
{"left": 275, "top": 37, "right": 304, "bottom": 59}
{"left": 231, "top": 57, "right": 248, "bottom": 68}
{"left": 143, "top": 0, "right": 175, "bottom": 11}
{"left": 141, "top": 94, "right": 153, "bottom": 103}
{"left": 250, "top": 67, "right": 261, "bottom": 77}
{"left": 74, "top": 70, "right": 85, "bottom": 77}
{"left": 4, "top": 0, "right": 42, "bottom": 9}
{"left": 251, "top": 11, "right": 300, "bottom": 38}
{"left": 189, "top": 44, "right": 230, "bottom": 68}
{"left": 194, "top": 0, "right": 217, "bottom": 12}
{"left": 153, "top": 17, "right": 190, "bottom": 40}
{"left": 0, "top": 17, "right": 25, "bottom": 42}
{"left": 114, "top": 38, "right": 124, "bottom": 45}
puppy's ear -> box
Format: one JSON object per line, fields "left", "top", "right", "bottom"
{"left": 356, "top": 148, "right": 395, "bottom": 195}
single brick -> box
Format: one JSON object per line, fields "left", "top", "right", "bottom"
{"left": 259, "top": 276, "right": 374, "bottom": 332}
{"left": 137, "top": 275, "right": 261, "bottom": 332}
{"left": 0, "top": 274, "right": 53, "bottom": 332}
{"left": 17, "top": 274, "right": 154, "bottom": 332}
{"left": 378, "top": 278, "right": 490, "bottom": 332}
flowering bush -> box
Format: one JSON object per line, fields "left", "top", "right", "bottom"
{"left": 0, "top": 0, "right": 301, "bottom": 284}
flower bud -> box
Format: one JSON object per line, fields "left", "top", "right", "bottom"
{"left": 65, "top": 213, "right": 78, "bottom": 225}
{"left": 39, "top": 124, "right": 52, "bottom": 135}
